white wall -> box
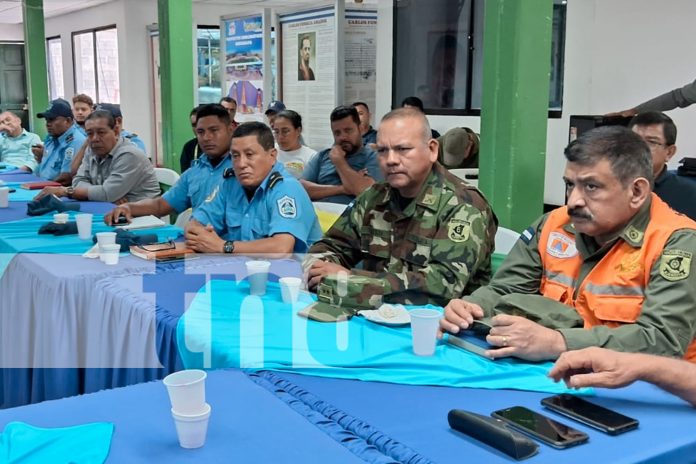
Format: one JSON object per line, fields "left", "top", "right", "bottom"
{"left": 0, "top": 23, "right": 23, "bottom": 41}
{"left": 376, "top": 0, "right": 696, "bottom": 205}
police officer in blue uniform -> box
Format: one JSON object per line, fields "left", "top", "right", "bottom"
{"left": 103, "top": 104, "right": 234, "bottom": 225}
{"left": 186, "top": 122, "right": 322, "bottom": 254}
{"left": 32, "top": 98, "right": 87, "bottom": 185}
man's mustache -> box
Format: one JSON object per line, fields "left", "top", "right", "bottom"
{"left": 568, "top": 208, "right": 592, "bottom": 221}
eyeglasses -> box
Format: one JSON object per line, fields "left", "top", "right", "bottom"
{"left": 137, "top": 240, "right": 176, "bottom": 252}
{"left": 644, "top": 139, "right": 668, "bottom": 149}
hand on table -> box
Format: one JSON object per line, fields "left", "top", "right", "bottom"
{"left": 548, "top": 347, "right": 639, "bottom": 389}
{"left": 104, "top": 204, "right": 132, "bottom": 226}
{"left": 306, "top": 260, "right": 351, "bottom": 291}
{"left": 34, "top": 186, "right": 67, "bottom": 200}
{"left": 185, "top": 221, "right": 225, "bottom": 253}
{"left": 484, "top": 314, "right": 567, "bottom": 361}
{"left": 438, "top": 299, "right": 485, "bottom": 337}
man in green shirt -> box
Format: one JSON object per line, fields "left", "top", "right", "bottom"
{"left": 440, "top": 126, "right": 696, "bottom": 362}
{"left": 0, "top": 111, "right": 40, "bottom": 172}
{"left": 304, "top": 107, "right": 497, "bottom": 307}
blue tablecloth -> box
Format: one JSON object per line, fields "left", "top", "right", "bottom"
{"left": 269, "top": 371, "right": 696, "bottom": 464}
{"left": 0, "top": 200, "right": 114, "bottom": 224}
{"left": 0, "top": 172, "right": 41, "bottom": 183}
{"left": 0, "top": 370, "right": 365, "bottom": 463}
{"left": 176, "top": 279, "right": 577, "bottom": 394}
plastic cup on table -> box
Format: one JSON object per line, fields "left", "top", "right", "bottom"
{"left": 101, "top": 243, "right": 121, "bottom": 265}
{"left": 246, "top": 260, "right": 271, "bottom": 296}
{"left": 75, "top": 213, "right": 93, "bottom": 240}
{"left": 171, "top": 403, "right": 211, "bottom": 449}
{"left": 53, "top": 213, "right": 69, "bottom": 224}
{"left": 279, "top": 277, "right": 302, "bottom": 304}
{"left": 410, "top": 308, "right": 442, "bottom": 356}
{"left": 0, "top": 187, "right": 9, "bottom": 208}
{"left": 163, "top": 369, "right": 207, "bottom": 415}
{"left": 96, "top": 232, "right": 117, "bottom": 262}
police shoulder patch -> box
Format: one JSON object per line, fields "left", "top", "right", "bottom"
{"left": 65, "top": 147, "right": 74, "bottom": 160}
{"left": 659, "top": 250, "right": 692, "bottom": 281}
{"left": 277, "top": 195, "right": 297, "bottom": 218}
{"left": 447, "top": 218, "right": 471, "bottom": 242}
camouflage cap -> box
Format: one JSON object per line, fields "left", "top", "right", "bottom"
{"left": 302, "top": 275, "right": 385, "bottom": 322}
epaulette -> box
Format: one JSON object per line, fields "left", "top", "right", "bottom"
{"left": 268, "top": 171, "right": 284, "bottom": 189}
{"left": 223, "top": 167, "right": 235, "bottom": 178}
{"left": 125, "top": 133, "right": 139, "bottom": 139}
{"left": 66, "top": 134, "right": 74, "bottom": 143}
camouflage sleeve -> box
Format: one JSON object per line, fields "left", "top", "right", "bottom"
{"left": 349, "top": 203, "right": 494, "bottom": 306}
{"left": 464, "top": 215, "right": 547, "bottom": 316}
{"left": 559, "top": 229, "right": 696, "bottom": 357}
{"left": 302, "top": 199, "right": 365, "bottom": 273}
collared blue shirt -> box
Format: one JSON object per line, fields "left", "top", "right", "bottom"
{"left": 0, "top": 129, "right": 41, "bottom": 172}
{"left": 193, "top": 162, "right": 322, "bottom": 252}
{"left": 37, "top": 124, "right": 86, "bottom": 180}
{"left": 162, "top": 153, "right": 231, "bottom": 213}
{"left": 302, "top": 145, "right": 382, "bottom": 204}
{"left": 122, "top": 130, "right": 146, "bottom": 152}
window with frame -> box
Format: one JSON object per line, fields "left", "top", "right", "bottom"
{"left": 197, "top": 26, "right": 221, "bottom": 104}
{"left": 46, "top": 36, "right": 64, "bottom": 100}
{"left": 393, "top": 0, "right": 566, "bottom": 116}
{"left": 72, "top": 26, "right": 120, "bottom": 103}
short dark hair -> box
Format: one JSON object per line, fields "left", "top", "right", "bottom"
{"left": 85, "top": 109, "right": 116, "bottom": 129}
{"left": 72, "top": 93, "right": 94, "bottom": 107}
{"left": 352, "top": 101, "right": 369, "bottom": 112}
{"left": 219, "top": 96, "right": 237, "bottom": 106}
{"left": 401, "top": 96, "right": 425, "bottom": 112}
{"left": 233, "top": 121, "right": 275, "bottom": 150}
{"left": 189, "top": 105, "right": 200, "bottom": 117}
{"left": 275, "top": 110, "right": 302, "bottom": 129}
{"left": 330, "top": 105, "right": 360, "bottom": 126}
{"left": 628, "top": 111, "right": 677, "bottom": 146}
{"left": 195, "top": 104, "right": 231, "bottom": 125}
{"left": 564, "top": 126, "right": 653, "bottom": 187}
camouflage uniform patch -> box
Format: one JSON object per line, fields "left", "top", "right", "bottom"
{"left": 660, "top": 250, "right": 692, "bottom": 281}
{"left": 447, "top": 219, "right": 471, "bottom": 242}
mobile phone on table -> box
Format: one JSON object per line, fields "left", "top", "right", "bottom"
{"left": 541, "top": 394, "right": 638, "bottom": 435}
{"left": 446, "top": 320, "right": 494, "bottom": 358}
{"left": 491, "top": 406, "right": 589, "bottom": 449}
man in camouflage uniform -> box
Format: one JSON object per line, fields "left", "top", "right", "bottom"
{"left": 440, "top": 126, "right": 696, "bottom": 363}
{"left": 303, "top": 108, "right": 497, "bottom": 307}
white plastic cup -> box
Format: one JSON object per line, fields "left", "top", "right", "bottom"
{"left": 279, "top": 277, "right": 302, "bottom": 304}
{"left": 410, "top": 309, "right": 442, "bottom": 356}
{"left": 171, "top": 403, "right": 211, "bottom": 449}
{"left": 75, "top": 213, "right": 93, "bottom": 240}
{"left": 101, "top": 243, "right": 121, "bottom": 265}
{"left": 53, "top": 212, "right": 69, "bottom": 224}
{"left": 246, "top": 260, "right": 271, "bottom": 296}
{"left": 0, "top": 187, "right": 9, "bottom": 208}
{"left": 163, "top": 369, "right": 207, "bottom": 415}
{"left": 96, "top": 232, "right": 117, "bottom": 262}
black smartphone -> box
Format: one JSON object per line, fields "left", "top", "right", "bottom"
{"left": 491, "top": 406, "right": 589, "bottom": 449}
{"left": 541, "top": 394, "right": 639, "bottom": 435}
{"left": 115, "top": 215, "right": 129, "bottom": 225}
{"left": 446, "top": 320, "right": 494, "bottom": 358}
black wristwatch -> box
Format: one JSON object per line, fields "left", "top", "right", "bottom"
{"left": 223, "top": 240, "right": 235, "bottom": 254}
{"left": 65, "top": 186, "right": 75, "bottom": 198}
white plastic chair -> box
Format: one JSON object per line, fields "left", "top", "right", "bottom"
{"left": 450, "top": 168, "right": 479, "bottom": 187}
{"left": 154, "top": 168, "right": 180, "bottom": 224}
{"left": 154, "top": 167, "right": 180, "bottom": 187}
{"left": 174, "top": 208, "right": 192, "bottom": 229}
{"left": 495, "top": 226, "right": 520, "bottom": 255}
{"left": 313, "top": 202, "right": 348, "bottom": 216}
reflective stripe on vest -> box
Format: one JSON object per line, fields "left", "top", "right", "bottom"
{"left": 538, "top": 194, "right": 696, "bottom": 361}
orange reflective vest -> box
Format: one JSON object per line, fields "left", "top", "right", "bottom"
{"left": 538, "top": 194, "right": 696, "bottom": 361}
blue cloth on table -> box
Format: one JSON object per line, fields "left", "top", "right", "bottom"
{"left": 0, "top": 421, "right": 113, "bottom": 464}
{"left": 177, "top": 280, "right": 579, "bottom": 394}
{"left": 0, "top": 212, "right": 182, "bottom": 255}
{"left": 0, "top": 166, "right": 18, "bottom": 174}
{"left": 8, "top": 188, "right": 42, "bottom": 202}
